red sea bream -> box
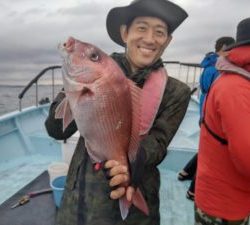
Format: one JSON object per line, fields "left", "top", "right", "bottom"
{"left": 55, "top": 37, "right": 167, "bottom": 219}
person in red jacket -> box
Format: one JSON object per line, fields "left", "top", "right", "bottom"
{"left": 177, "top": 36, "right": 235, "bottom": 202}
{"left": 195, "top": 17, "right": 250, "bottom": 225}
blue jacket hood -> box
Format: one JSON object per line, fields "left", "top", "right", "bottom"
{"left": 200, "top": 52, "right": 218, "bottom": 68}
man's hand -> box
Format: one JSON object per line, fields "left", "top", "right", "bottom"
{"left": 104, "top": 160, "right": 135, "bottom": 200}
{"left": 126, "top": 186, "right": 135, "bottom": 202}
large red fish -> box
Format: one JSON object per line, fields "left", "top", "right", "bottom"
{"left": 55, "top": 37, "right": 167, "bottom": 219}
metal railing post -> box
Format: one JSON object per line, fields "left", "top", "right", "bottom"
{"left": 186, "top": 66, "right": 190, "bottom": 85}
{"left": 52, "top": 69, "right": 55, "bottom": 100}
{"left": 19, "top": 99, "right": 22, "bottom": 112}
{"left": 35, "top": 82, "right": 38, "bottom": 107}
{"left": 18, "top": 65, "right": 62, "bottom": 111}
{"left": 192, "top": 67, "right": 197, "bottom": 89}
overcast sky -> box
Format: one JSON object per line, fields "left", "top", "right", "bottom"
{"left": 0, "top": 0, "right": 249, "bottom": 84}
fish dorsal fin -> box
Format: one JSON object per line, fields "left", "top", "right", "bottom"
{"left": 127, "top": 80, "right": 142, "bottom": 162}
{"left": 55, "top": 97, "right": 74, "bottom": 131}
{"left": 140, "top": 68, "right": 168, "bottom": 136}
{"left": 127, "top": 68, "right": 168, "bottom": 162}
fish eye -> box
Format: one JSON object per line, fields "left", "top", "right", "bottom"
{"left": 90, "top": 52, "right": 100, "bottom": 62}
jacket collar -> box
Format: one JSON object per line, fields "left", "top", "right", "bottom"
{"left": 216, "top": 56, "right": 250, "bottom": 79}
{"left": 111, "top": 52, "right": 164, "bottom": 87}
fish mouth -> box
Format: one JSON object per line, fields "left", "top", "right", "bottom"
{"left": 80, "top": 87, "right": 93, "bottom": 97}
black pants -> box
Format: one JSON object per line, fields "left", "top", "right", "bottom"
{"left": 183, "top": 153, "right": 197, "bottom": 193}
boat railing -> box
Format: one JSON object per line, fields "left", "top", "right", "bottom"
{"left": 163, "top": 61, "right": 202, "bottom": 97}
{"left": 18, "top": 65, "right": 62, "bottom": 111}
{"left": 17, "top": 62, "right": 202, "bottom": 111}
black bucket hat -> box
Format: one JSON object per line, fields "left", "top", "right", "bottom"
{"left": 225, "top": 17, "right": 250, "bottom": 50}
{"left": 106, "top": 0, "right": 188, "bottom": 47}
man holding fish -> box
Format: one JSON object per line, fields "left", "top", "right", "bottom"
{"left": 45, "top": 0, "right": 190, "bottom": 224}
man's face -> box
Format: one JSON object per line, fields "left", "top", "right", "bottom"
{"left": 120, "top": 16, "right": 172, "bottom": 71}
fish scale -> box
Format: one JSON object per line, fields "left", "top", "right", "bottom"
{"left": 77, "top": 81, "right": 131, "bottom": 163}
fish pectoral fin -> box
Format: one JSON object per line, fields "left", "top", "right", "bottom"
{"left": 55, "top": 98, "right": 74, "bottom": 131}
{"left": 132, "top": 188, "right": 149, "bottom": 216}
{"left": 55, "top": 98, "right": 67, "bottom": 119}
{"left": 119, "top": 196, "right": 131, "bottom": 220}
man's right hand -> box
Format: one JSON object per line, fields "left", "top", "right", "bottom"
{"left": 104, "top": 160, "right": 135, "bottom": 200}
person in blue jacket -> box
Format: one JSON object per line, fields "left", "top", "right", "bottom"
{"left": 199, "top": 36, "right": 235, "bottom": 116}
{"left": 178, "top": 36, "right": 235, "bottom": 201}
{"left": 199, "top": 52, "right": 219, "bottom": 115}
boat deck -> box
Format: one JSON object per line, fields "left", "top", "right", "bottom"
{"left": 160, "top": 168, "right": 194, "bottom": 224}
{"left": 0, "top": 153, "right": 60, "bottom": 203}
{"left": 0, "top": 98, "right": 200, "bottom": 224}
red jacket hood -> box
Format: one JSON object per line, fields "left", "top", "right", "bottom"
{"left": 216, "top": 46, "right": 250, "bottom": 79}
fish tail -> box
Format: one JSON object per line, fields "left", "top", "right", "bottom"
{"left": 119, "top": 196, "right": 131, "bottom": 220}
{"left": 119, "top": 188, "right": 149, "bottom": 220}
{"left": 132, "top": 188, "right": 149, "bottom": 216}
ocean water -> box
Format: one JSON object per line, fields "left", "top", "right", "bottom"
{"left": 0, "top": 82, "right": 199, "bottom": 117}
{"left": 0, "top": 62, "right": 201, "bottom": 117}
{"left": 0, "top": 84, "right": 63, "bottom": 116}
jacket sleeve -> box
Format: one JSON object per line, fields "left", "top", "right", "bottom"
{"left": 45, "top": 91, "right": 77, "bottom": 140}
{"left": 200, "top": 67, "right": 219, "bottom": 93}
{"left": 140, "top": 79, "right": 191, "bottom": 167}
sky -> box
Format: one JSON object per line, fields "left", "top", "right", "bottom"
{"left": 0, "top": 0, "right": 249, "bottom": 84}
